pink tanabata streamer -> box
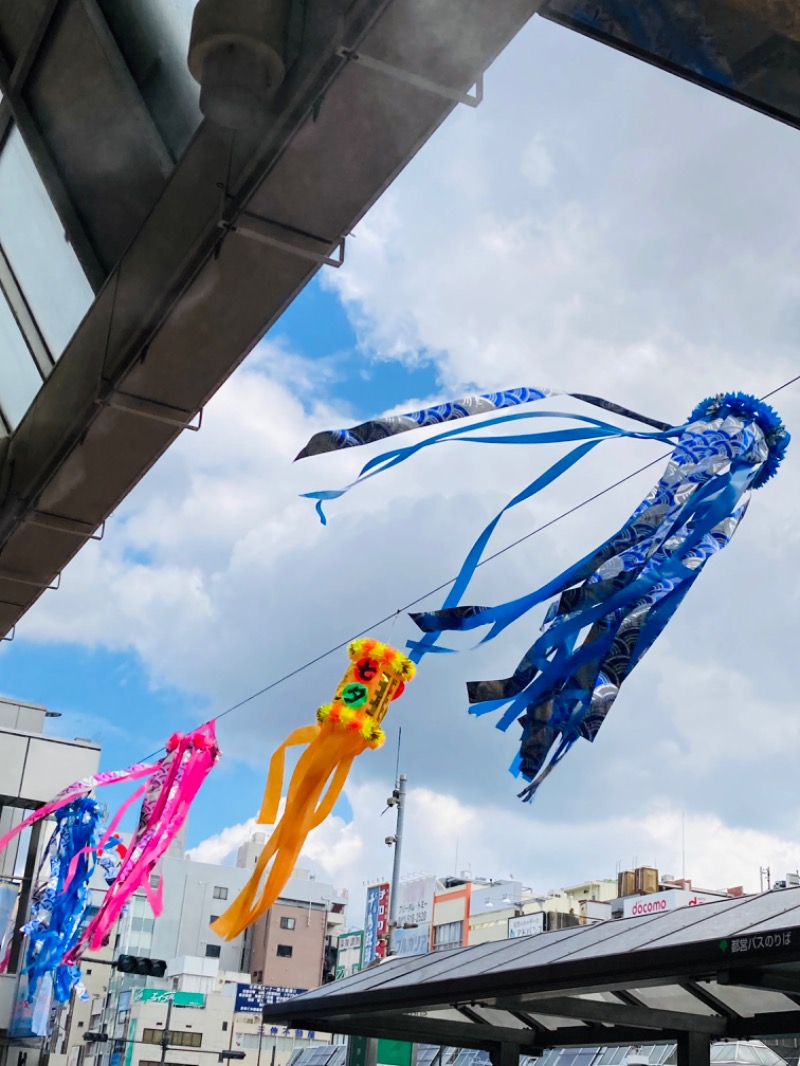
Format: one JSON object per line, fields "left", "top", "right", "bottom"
{"left": 0, "top": 723, "right": 220, "bottom": 964}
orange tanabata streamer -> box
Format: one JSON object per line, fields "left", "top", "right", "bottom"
{"left": 211, "top": 639, "right": 414, "bottom": 940}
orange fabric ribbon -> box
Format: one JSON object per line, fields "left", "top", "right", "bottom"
{"left": 211, "top": 639, "right": 414, "bottom": 941}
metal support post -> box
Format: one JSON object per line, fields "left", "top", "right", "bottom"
{"left": 387, "top": 774, "right": 407, "bottom": 956}
{"left": 8, "top": 818, "right": 44, "bottom": 973}
{"left": 489, "top": 1044, "right": 519, "bottom": 1066}
{"left": 677, "top": 1032, "right": 711, "bottom": 1066}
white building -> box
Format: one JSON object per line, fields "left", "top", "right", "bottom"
{"left": 101, "top": 957, "right": 333, "bottom": 1066}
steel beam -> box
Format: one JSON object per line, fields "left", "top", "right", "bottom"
{"left": 491, "top": 995, "right": 727, "bottom": 1035}
{"left": 286, "top": 1012, "right": 542, "bottom": 1053}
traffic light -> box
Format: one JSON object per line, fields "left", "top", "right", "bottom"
{"left": 83, "top": 1033, "right": 109, "bottom": 1043}
{"left": 114, "top": 955, "right": 168, "bottom": 977}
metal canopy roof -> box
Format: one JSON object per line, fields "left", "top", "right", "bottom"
{"left": 0, "top": 0, "right": 799, "bottom": 637}
{"left": 263, "top": 890, "right": 800, "bottom": 1055}
{"left": 0, "top": 0, "right": 538, "bottom": 638}
{"left": 540, "top": 1, "right": 800, "bottom": 134}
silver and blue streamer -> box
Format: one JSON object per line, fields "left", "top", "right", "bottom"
{"left": 297, "top": 389, "right": 789, "bottom": 801}
{"left": 295, "top": 386, "right": 670, "bottom": 460}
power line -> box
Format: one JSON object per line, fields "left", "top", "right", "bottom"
{"left": 142, "top": 373, "right": 799, "bottom": 759}
{"left": 761, "top": 372, "right": 800, "bottom": 401}
{"left": 212, "top": 451, "right": 665, "bottom": 724}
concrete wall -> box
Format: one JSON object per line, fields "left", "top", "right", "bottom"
{"left": 0, "top": 724, "right": 99, "bottom": 807}
{"left": 249, "top": 901, "right": 326, "bottom": 989}
{"left": 102, "top": 984, "right": 329, "bottom": 1066}
{"left": 153, "top": 858, "right": 249, "bottom": 973}
{"left": 0, "top": 697, "right": 48, "bottom": 734}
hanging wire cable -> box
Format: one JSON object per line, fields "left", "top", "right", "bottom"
{"left": 761, "top": 372, "right": 800, "bottom": 401}
{"left": 140, "top": 371, "right": 800, "bottom": 760}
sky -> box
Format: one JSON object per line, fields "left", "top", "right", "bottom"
{"left": 5, "top": 14, "right": 800, "bottom": 923}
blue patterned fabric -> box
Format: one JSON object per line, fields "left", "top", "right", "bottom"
{"left": 296, "top": 387, "right": 672, "bottom": 460}
{"left": 303, "top": 389, "right": 789, "bottom": 801}
{"left": 22, "top": 798, "right": 103, "bottom": 1003}
{"left": 410, "top": 392, "right": 789, "bottom": 800}
{"left": 296, "top": 388, "right": 556, "bottom": 459}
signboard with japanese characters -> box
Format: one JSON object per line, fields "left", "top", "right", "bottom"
{"left": 396, "top": 876, "right": 436, "bottom": 927}
{"left": 234, "top": 984, "right": 307, "bottom": 1014}
{"left": 721, "top": 931, "right": 793, "bottom": 955}
{"left": 508, "top": 912, "right": 545, "bottom": 938}
{"left": 336, "top": 930, "right": 364, "bottom": 979}
{"left": 393, "top": 876, "right": 436, "bottom": 957}
{"left": 364, "top": 883, "right": 390, "bottom": 964}
{"left": 392, "top": 924, "right": 431, "bottom": 956}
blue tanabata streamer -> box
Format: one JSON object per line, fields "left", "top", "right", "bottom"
{"left": 22, "top": 798, "right": 104, "bottom": 1003}
{"left": 297, "top": 389, "right": 789, "bottom": 801}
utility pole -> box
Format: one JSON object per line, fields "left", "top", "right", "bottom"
{"left": 160, "top": 996, "right": 174, "bottom": 1066}
{"left": 387, "top": 774, "right": 407, "bottom": 956}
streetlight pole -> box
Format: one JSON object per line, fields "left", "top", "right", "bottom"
{"left": 387, "top": 774, "right": 407, "bottom": 956}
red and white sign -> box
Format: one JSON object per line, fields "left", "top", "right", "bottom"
{"left": 375, "top": 882, "right": 390, "bottom": 958}
{"left": 623, "top": 889, "right": 722, "bottom": 918}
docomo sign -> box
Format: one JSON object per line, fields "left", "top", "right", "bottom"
{"left": 623, "top": 889, "right": 722, "bottom": 918}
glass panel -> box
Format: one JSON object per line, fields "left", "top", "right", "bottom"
{"left": 0, "top": 127, "right": 93, "bottom": 357}
{"left": 704, "top": 983, "right": 797, "bottom": 1016}
{"left": 655, "top": 1047, "right": 677, "bottom": 1065}
{"left": 632, "top": 986, "right": 715, "bottom": 1016}
{"left": 95, "top": 0, "right": 201, "bottom": 158}
{"left": 541, "top": 0, "right": 800, "bottom": 131}
{"left": 739, "top": 1048, "right": 764, "bottom": 1064}
{"left": 0, "top": 284, "right": 44, "bottom": 428}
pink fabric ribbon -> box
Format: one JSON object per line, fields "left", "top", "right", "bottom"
{"left": 0, "top": 724, "right": 220, "bottom": 966}
{"left": 65, "top": 722, "right": 219, "bottom": 959}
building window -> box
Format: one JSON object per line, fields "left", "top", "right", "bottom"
{"left": 253, "top": 971, "right": 263, "bottom": 983}
{"left": 276, "top": 944, "right": 293, "bottom": 958}
{"left": 222, "top": 1022, "right": 228, "bottom": 1032}
{"left": 210, "top": 915, "right": 220, "bottom": 924}
{"left": 142, "top": 1031, "right": 202, "bottom": 1049}
{"left": 149, "top": 875, "right": 160, "bottom": 889}
{"left": 433, "top": 921, "right": 463, "bottom": 951}
{"left": 205, "top": 944, "right": 221, "bottom": 958}
{"left": 212, "top": 886, "right": 228, "bottom": 900}
{"left": 280, "top": 917, "right": 296, "bottom": 930}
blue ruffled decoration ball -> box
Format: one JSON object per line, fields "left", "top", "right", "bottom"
{"left": 688, "top": 392, "right": 790, "bottom": 488}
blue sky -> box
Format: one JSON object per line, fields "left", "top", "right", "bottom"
{"left": 6, "top": 15, "right": 800, "bottom": 904}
